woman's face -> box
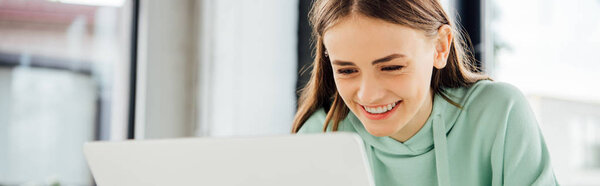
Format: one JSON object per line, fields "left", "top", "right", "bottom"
{"left": 323, "top": 14, "right": 449, "bottom": 141}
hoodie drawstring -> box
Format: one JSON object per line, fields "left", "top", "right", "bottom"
{"left": 433, "top": 114, "right": 451, "bottom": 186}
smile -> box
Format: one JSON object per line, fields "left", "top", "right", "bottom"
{"left": 362, "top": 101, "right": 400, "bottom": 114}
{"left": 359, "top": 100, "right": 402, "bottom": 120}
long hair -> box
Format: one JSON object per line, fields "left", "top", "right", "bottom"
{"left": 292, "top": 0, "right": 490, "bottom": 133}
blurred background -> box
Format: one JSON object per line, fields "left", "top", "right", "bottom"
{"left": 0, "top": 0, "right": 598, "bottom": 185}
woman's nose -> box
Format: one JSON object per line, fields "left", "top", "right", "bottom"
{"left": 356, "top": 75, "right": 386, "bottom": 104}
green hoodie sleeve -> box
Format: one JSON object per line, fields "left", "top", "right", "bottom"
{"left": 488, "top": 84, "right": 559, "bottom": 186}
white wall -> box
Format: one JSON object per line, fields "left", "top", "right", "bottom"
{"left": 197, "top": 0, "right": 298, "bottom": 136}
{"left": 135, "top": 0, "right": 298, "bottom": 138}
{"left": 136, "top": 0, "right": 197, "bottom": 139}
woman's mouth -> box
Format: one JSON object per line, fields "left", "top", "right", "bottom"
{"left": 359, "top": 100, "right": 402, "bottom": 120}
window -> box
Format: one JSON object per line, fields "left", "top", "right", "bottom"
{"left": 0, "top": 0, "right": 132, "bottom": 185}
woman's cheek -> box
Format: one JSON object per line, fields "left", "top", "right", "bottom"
{"left": 334, "top": 78, "right": 357, "bottom": 104}
{"left": 385, "top": 76, "right": 412, "bottom": 95}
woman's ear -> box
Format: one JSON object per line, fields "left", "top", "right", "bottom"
{"left": 433, "top": 25, "right": 452, "bottom": 69}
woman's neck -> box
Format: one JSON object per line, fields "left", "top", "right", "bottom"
{"left": 389, "top": 91, "right": 434, "bottom": 143}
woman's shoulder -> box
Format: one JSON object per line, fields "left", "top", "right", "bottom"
{"left": 450, "top": 80, "right": 535, "bottom": 127}
{"left": 471, "top": 80, "right": 525, "bottom": 100}
{"left": 440, "top": 80, "right": 533, "bottom": 130}
{"left": 450, "top": 80, "right": 528, "bottom": 108}
{"left": 297, "top": 108, "right": 327, "bottom": 134}
{"left": 297, "top": 107, "right": 357, "bottom": 133}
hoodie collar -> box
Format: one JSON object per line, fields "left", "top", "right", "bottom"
{"left": 347, "top": 92, "right": 459, "bottom": 186}
{"left": 347, "top": 88, "right": 464, "bottom": 156}
{"left": 347, "top": 86, "right": 473, "bottom": 186}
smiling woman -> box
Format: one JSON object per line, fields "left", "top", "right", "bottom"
{"left": 292, "top": 0, "right": 558, "bottom": 185}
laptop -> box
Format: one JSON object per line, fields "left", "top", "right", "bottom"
{"left": 83, "top": 132, "right": 375, "bottom": 186}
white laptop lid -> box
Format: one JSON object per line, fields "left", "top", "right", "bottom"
{"left": 84, "top": 133, "right": 375, "bottom": 186}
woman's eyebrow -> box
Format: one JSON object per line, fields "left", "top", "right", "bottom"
{"left": 332, "top": 53, "right": 406, "bottom": 66}
{"left": 372, "top": 53, "right": 405, "bottom": 65}
{"left": 332, "top": 60, "right": 355, "bottom": 66}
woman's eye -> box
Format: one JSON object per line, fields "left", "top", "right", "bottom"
{"left": 337, "top": 68, "right": 358, "bottom": 75}
{"left": 381, "top": 65, "right": 404, "bottom": 71}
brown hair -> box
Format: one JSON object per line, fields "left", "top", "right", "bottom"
{"left": 291, "top": 0, "right": 490, "bottom": 133}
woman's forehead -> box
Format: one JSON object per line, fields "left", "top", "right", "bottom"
{"left": 323, "top": 15, "right": 426, "bottom": 63}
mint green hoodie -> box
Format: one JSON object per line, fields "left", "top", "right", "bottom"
{"left": 297, "top": 80, "right": 558, "bottom": 186}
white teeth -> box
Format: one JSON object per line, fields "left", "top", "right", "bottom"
{"left": 363, "top": 101, "right": 399, "bottom": 114}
